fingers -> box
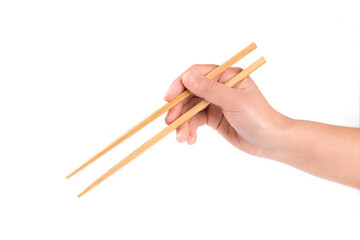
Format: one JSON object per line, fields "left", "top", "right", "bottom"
{"left": 177, "top": 111, "right": 208, "bottom": 144}
{"left": 165, "top": 98, "right": 189, "bottom": 124}
{"left": 217, "top": 67, "right": 255, "bottom": 90}
{"left": 164, "top": 64, "right": 219, "bottom": 102}
{"left": 164, "top": 75, "right": 184, "bottom": 102}
{"left": 176, "top": 120, "right": 189, "bottom": 143}
{"left": 187, "top": 111, "right": 207, "bottom": 144}
{"left": 165, "top": 64, "right": 220, "bottom": 125}
{"left": 166, "top": 65, "right": 246, "bottom": 145}
{"left": 175, "top": 97, "right": 204, "bottom": 143}
{"left": 181, "top": 72, "right": 239, "bottom": 111}
{"left": 218, "top": 67, "right": 242, "bottom": 84}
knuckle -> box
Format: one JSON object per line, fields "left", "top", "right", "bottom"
{"left": 189, "top": 64, "right": 201, "bottom": 70}
{"left": 189, "top": 64, "right": 218, "bottom": 72}
{"left": 204, "top": 64, "right": 218, "bottom": 69}
{"left": 232, "top": 67, "right": 243, "bottom": 72}
{"left": 206, "top": 79, "right": 218, "bottom": 93}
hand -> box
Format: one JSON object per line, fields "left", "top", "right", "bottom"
{"left": 164, "top": 64, "right": 360, "bottom": 189}
{"left": 164, "top": 64, "right": 289, "bottom": 157}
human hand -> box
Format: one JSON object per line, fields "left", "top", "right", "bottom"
{"left": 164, "top": 64, "right": 290, "bottom": 157}
{"left": 164, "top": 64, "right": 360, "bottom": 188}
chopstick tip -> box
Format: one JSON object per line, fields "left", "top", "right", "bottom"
{"left": 66, "top": 168, "right": 81, "bottom": 179}
{"left": 77, "top": 191, "right": 86, "bottom": 198}
{"left": 66, "top": 172, "right": 74, "bottom": 179}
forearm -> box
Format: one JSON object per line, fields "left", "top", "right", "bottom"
{"left": 265, "top": 118, "right": 360, "bottom": 188}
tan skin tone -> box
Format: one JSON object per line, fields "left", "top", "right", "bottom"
{"left": 164, "top": 65, "right": 360, "bottom": 189}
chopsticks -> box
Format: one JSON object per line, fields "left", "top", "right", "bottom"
{"left": 67, "top": 43, "right": 266, "bottom": 197}
{"left": 66, "top": 42, "right": 257, "bottom": 179}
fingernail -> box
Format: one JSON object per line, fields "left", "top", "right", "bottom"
{"left": 183, "top": 72, "right": 196, "bottom": 87}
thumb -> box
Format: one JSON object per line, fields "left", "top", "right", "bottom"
{"left": 182, "top": 72, "right": 238, "bottom": 109}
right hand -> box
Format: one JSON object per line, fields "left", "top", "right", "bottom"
{"left": 164, "top": 64, "right": 290, "bottom": 157}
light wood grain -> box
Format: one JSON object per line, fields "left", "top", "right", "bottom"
{"left": 67, "top": 43, "right": 257, "bottom": 179}
{"left": 78, "top": 57, "right": 266, "bottom": 197}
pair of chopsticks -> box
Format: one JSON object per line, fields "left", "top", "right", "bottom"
{"left": 67, "top": 42, "right": 266, "bottom": 197}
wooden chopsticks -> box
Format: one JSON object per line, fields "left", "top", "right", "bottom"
{"left": 66, "top": 42, "right": 257, "bottom": 179}
{"left": 67, "top": 43, "right": 266, "bottom": 197}
{"left": 77, "top": 56, "right": 265, "bottom": 197}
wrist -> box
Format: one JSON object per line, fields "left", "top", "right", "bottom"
{"left": 259, "top": 114, "right": 298, "bottom": 161}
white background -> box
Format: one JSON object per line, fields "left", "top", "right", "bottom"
{"left": 0, "top": 0, "right": 359, "bottom": 239}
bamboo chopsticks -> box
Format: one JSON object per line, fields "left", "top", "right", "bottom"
{"left": 66, "top": 42, "right": 257, "bottom": 179}
{"left": 67, "top": 43, "right": 266, "bottom": 197}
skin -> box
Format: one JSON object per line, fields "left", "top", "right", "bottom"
{"left": 164, "top": 64, "right": 360, "bottom": 189}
